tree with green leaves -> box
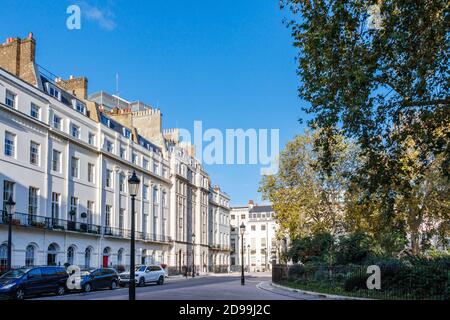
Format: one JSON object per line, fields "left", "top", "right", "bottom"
{"left": 280, "top": 0, "right": 449, "bottom": 253}
{"left": 259, "top": 130, "right": 355, "bottom": 240}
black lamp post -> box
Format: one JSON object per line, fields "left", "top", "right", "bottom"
{"left": 240, "top": 222, "right": 246, "bottom": 285}
{"left": 192, "top": 233, "right": 196, "bottom": 278}
{"left": 128, "top": 170, "right": 140, "bottom": 301}
{"left": 5, "top": 196, "right": 15, "bottom": 271}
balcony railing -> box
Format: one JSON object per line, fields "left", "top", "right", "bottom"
{"left": 0, "top": 211, "right": 102, "bottom": 235}
{"left": 0, "top": 211, "right": 171, "bottom": 243}
{"left": 209, "top": 244, "right": 231, "bottom": 251}
{"left": 103, "top": 226, "right": 172, "bottom": 243}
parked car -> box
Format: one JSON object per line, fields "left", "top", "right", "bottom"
{"left": 78, "top": 268, "right": 119, "bottom": 293}
{"left": 119, "top": 265, "right": 165, "bottom": 287}
{"left": 0, "top": 266, "right": 68, "bottom": 300}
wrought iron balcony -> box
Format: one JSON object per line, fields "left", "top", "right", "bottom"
{"left": 0, "top": 211, "right": 101, "bottom": 235}
{"left": 0, "top": 211, "right": 172, "bottom": 243}
{"left": 103, "top": 226, "right": 172, "bottom": 243}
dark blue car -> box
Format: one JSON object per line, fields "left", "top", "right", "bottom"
{"left": 0, "top": 266, "right": 68, "bottom": 300}
{"left": 78, "top": 268, "right": 119, "bottom": 293}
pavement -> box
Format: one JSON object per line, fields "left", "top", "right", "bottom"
{"left": 32, "top": 273, "right": 336, "bottom": 300}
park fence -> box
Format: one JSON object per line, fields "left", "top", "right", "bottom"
{"left": 272, "top": 263, "right": 449, "bottom": 300}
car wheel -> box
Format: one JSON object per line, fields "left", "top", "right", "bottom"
{"left": 138, "top": 277, "right": 145, "bottom": 287}
{"left": 15, "top": 288, "right": 25, "bottom": 300}
{"left": 110, "top": 280, "right": 118, "bottom": 290}
{"left": 84, "top": 283, "right": 92, "bottom": 293}
{"left": 157, "top": 276, "right": 164, "bottom": 285}
{"left": 56, "top": 286, "right": 65, "bottom": 296}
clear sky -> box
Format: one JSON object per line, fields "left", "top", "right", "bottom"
{"left": 0, "top": 0, "right": 309, "bottom": 206}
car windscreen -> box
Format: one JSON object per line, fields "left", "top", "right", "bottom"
{"left": 136, "top": 266, "right": 147, "bottom": 272}
{"left": 0, "top": 269, "right": 29, "bottom": 279}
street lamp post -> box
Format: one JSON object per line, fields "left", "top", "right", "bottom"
{"left": 240, "top": 222, "right": 246, "bottom": 285}
{"left": 5, "top": 196, "right": 15, "bottom": 271}
{"left": 192, "top": 233, "right": 196, "bottom": 278}
{"left": 128, "top": 171, "right": 140, "bottom": 301}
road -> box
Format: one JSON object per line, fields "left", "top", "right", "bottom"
{"left": 33, "top": 273, "right": 299, "bottom": 300}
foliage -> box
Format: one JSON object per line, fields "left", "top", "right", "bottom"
{"left": 335, "top": 232, "right": 379, "bottom": 265}
{"left": 288, "top": 232, "right": 334, "bottom": 264}
{"left": 277, "top": 0, "right": 450, "bottom": 255}
{"left": 259, "top": 130, "right": 356, "bottom": 240}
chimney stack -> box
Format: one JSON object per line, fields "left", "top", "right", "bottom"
{"left": 56, "top": 76, "right": 89, "bottom": 99}
{"left": 0, "top": 33, "right": 37, "bottom": 86}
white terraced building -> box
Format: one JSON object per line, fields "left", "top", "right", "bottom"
{"left": 230, "top": 201, "right": 281, "bottom": 272}
{"left": 0, "top": 34, "right": 230, "bottom": 274}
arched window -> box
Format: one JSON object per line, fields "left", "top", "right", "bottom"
{"left": 25, "top": 245, "right": 35, "bottom": 267}
{"left": 85, "top": 247, "right": 92, "bottom": 268}
{"left": 117, "top": 249, "right": 124, "bottom": 265}
{"left": 67, "top": 246, "right": 75, "bottom": 265}
{"left": 0, "top": 244, "right": 8, "bottom": 270}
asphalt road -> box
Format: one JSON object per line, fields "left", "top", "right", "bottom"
{"left": 32, "top": 273, "right": 297, "bottom": 300}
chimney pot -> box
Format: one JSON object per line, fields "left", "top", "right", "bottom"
{"left": 28, "top": 32, "right": 33, "bottom": 40}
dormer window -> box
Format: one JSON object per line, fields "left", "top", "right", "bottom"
{"left": 47, "top": 83, "right": 61, "bottom": 100}
{"left": 100, "top": 115, "right": 111, "bottom": 128}
{"left": 123, "top": 128, "right": 131, "bottom": 139}
{"left": 74, "top": 100, "right": 86, "bottom": 115}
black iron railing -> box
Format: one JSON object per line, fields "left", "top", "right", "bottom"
{"left": 272, "top": 264, "right": 450, "bottom": 300}
{"left": 0, "top": 211, "right": 172, "bottom": 243}
{"left": 0, "top": 211, "right": 101, "bottom": 235}
{"left": 103, "top": 226, "right": 172, "bottom": 243}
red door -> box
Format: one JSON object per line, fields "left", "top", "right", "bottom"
{"left": 103, "top": 255, "right": 109, "bottom": 268}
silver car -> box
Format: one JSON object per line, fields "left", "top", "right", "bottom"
{"left": 119, "top": 265, "right": 165, "bottom": 287}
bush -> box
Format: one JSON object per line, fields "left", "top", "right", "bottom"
{"left": 288, "top": 232, "right": 334, "bottom": 264}
{"left": 344, "top": 273, "right": 367, "bottom": 292}
{"left": 335, "top": 232, "right": 378, "bottom": 265}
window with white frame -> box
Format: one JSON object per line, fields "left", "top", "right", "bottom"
{"left": 153, "top": 187, "right": 159, "bottom": 204}
{"left": 143, "top": 158, "right": 149, "bottom": 170}
{"left": 74, "top": 100, "right": 86, "bottom": 114}
{"left": 5, "top": 90, "right": 16, "bottom": 108}
{"left": 105, "top": 205, "right": 112, "bottom": 227}
{"left": 71, "top": 157, "right": 79, "bottom": 178}
{"left": 28, "top": 187, "right": 39, "bottom": 216}
{"left": 70, "top": 197, "right": 78, "bottom": 222}
{"left": 132, "top": 152, "right": 138, "bottom": 164}
{"left": 2, "top": 181, "right": 14, "bottom": 212}
{"left": 105, "top": 139, "right": 114, "bottom": 153}
{"left": 4, "top": 131, "right": 16, "bottom": 157}
{"left": 51, "top": 192, "right": 60, "bottom": 220}
{"left": 30, "top": 103, "right": 40, "bottom": 119}
{"left": 143, "top": 185, "right": 149, "bottom": 200}
{"left": 87, "top": 201, "right": 94, "bottom": 225}
{"left": 71, "top": 124, "right": 80, "bottom": 138}
{"left": 119, "top": 174, "right": 126, "bottom": 193}
{"left": 120, "top": 147, "right": 126, "bottom": 159}
{"left": 123, "top": 128, "right": 131, "bottom": 139}
{"left": 88, "top": 133, "right": 95, "bottom": 146}
{"left": 52, "top": 149, "right": 61, "bottom": 172}
{"left": 30, "top": 141, "right": 40, "bottom": 165}
{"left": 162, "top": 191, "right": 167, "bottom": 207}
{"left": 119, "top": 209, "right": 125, "bottom": 231}
{"left": 88, "top": 163, "right": 95, "bottom": 183}
{"left": 53, "top": 114, "right": 62, "bottom": 130}
{"left": 47, "top": 84, "right": 61, "bottom": 100}
{"left": 106, "top": 169, "right": 113, "bottom": 188}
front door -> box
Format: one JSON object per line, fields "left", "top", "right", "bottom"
{"left": 47, "top": 253, "right": 56, "bottom": 266}
{"left": 102, "top": 255, "right": 109, "bottom": 268}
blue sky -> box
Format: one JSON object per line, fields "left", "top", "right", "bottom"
{"left": 0, "top": 0, "right": 308, "bottom": 206}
